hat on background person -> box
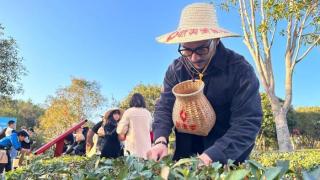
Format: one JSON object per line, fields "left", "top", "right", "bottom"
{"left": 103, "top": 107, "right": 124, "bottom": 120}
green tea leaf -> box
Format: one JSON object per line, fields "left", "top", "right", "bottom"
{"left": 172, "top": 158, "right": 198, "bottom": 168}
{"left": 225, "top": 169, "right": 250, "bottom": 180}
{"left": 211, "top": 162, "right": 223, "bottom": 171}
{"left": 276, "top": 160, "right": 289, "bottom": 177}
{"left": 263, "top": 167, "right": 282, "bottom": 180}
{"left": 302, "top": 166, "right": 320, "bottom": 180}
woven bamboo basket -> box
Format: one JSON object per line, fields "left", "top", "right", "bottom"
{"left": 172, "top": 80, "right": 216, "bottom": 136}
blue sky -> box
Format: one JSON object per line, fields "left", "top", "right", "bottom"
{"left": 1, "top": 0, "right": 319, "bottom": 108}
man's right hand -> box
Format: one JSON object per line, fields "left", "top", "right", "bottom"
{"left": 147, "top": 137, "right": 168, "bottom": 161}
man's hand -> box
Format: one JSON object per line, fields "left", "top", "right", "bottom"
{"left": 198, "top": 153, "right": 212, "bottom": 166}
{"left": 147, "top": 137, "right": 168, "bottom": 161}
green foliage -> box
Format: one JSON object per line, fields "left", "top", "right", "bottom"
{"left": 119, "top": 84, "right": 161, "bottom": 113}
{"left": 0, "top": 96, "right": 45, "bottom": 148}
{"left": 16, "top": 100, "right": 44, "bottom": 129}
{"left": 0, "top": 96, "right": 44, "bottom": 129}
{"left": 220, "top": 0, "right": 320, "bottom": 45}
{"left": 291, "top": 107, "right": 320, "bottom": 148}
{"left": 0, "top": 24, "right": 27, "bottom": 96}
{"left": 294, "top": 107, "right": 320, "bottom": 135}
{"left": 256, "top": 93, "right": 296, "bottom": 150}
{"left": 30, "top": 132, "right": 46, "bottom": 150}
{"left": 37, "top": 78, "right": 106, "bottom": 141}
{"left": 258, "top": 97, "right": 320, "bottom": 150}
{"left": 218, "top": 0, "right": 319, "bottom": 152}
{"left": 6, "top": 150, "right": 320, "bottom": 179}
{"left": 0, "top": 96, "right": 17, "bottom": 117}
{"left": 260, "top": 93, "right": 275, "bottom": 140}
{"left": 251, "top": 149, "right": 320, "bottom": 171}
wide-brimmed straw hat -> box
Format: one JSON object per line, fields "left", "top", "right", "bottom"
{"left": 156, "top": 3, "right": 240, "bottom": 44}
{"left": 103, "top": 107, "right": 124, "bottom": 120}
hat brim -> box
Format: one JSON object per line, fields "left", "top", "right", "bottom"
{"left": 104, "top": 108, "right": 124, "bottom": 119}
{"left": 156, "top": 27, "right": 241, "bottom": 44}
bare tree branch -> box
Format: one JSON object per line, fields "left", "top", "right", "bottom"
{"left": 239, "top": 0, "right": 269, "bottom": 90}
{"left": 292, "top": 3, "right": 314, "bottom": 67}
{"left": 262, "top": 25, "right": 276, "bottom": 94}
{"left": 260, "top": 0, "right": 265, "bottom": 22}
{"left": 284, "top": 56, "right": 294, "bottom": 111}
{"left": 283, "top": 0, "right": 295, "bottom": 111}
{"left": 285, "top": 17, "right": 293, "bottom": 62}
{"left": 260, "top": 0, "right": 274, "bottom": 92}
{"left": 241, "top": 0, "right": 253, "bottom": 33}
{"left": 296, "top": 35, "right": 320, "bottom": 63}
{"left": 302, "top": 32, "right": 320, "bottom": 36}
{"left": 269, "top": 22, "right": 277, "bottom": 93}
{"left": 239, "top": 0, "right": 252, "bottom": 47}
{"left": 290, "top": 19, "right": 299, "bottom": 52}
{"left": 269, "top": 23, "right": 277, "bottom": 50}
{"left": 249, "top": 0, "right": 269, "bottom": 85}
{"left": 260, "top": 0, "right": 269, "bottom": 51}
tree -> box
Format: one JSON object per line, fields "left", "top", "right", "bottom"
{"left": 0, "top": 24, "right": 26, "bottom": 96}
{"left": 16, "top": 100, "right": 44, "bottom": 129}
{"left": 0, "top": 96, "right": 17, "bottom": 117}
{"left": 221, "top": 0, "right": 320, "bottom": 151}
{"left": 0, "top": 96, "right": 44, "bottom": 129}
{"left": 257, "top": 93, "right": 295, "bottom": 150}
{"left": 37, "top": 78, "right": 106, "bottom": 141}
{"left": 120, "top": 84, "right": 161, "bottom": 113}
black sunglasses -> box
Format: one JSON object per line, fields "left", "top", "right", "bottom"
{"left": 178, "top": 40, "right": 213, "bottom": 57}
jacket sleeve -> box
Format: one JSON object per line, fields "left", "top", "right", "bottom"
{"left": 92, "top": 121, "right": 103, "bottom": 134}
{"left": 204, "top": 65, "right": 262, "bottom": 164}
{"left": 116, "top": 110, "right": 129, "bottom": 135}
{"left": 152, "top": 64, "right": 178, "bottom": 142}
{"left": 10, "top": 133, "right": 22, "bottom": 151}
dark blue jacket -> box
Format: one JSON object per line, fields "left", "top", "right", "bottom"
{"left": 153, "top": 42, "right": 263, "bottom": 164}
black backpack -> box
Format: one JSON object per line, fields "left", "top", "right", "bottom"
{"left": 0, "top": 128, "right": 7, "bottom": 140}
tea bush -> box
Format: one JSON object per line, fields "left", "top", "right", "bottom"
{"left": 251, "top": 149, "right": 320, "bottom": 171}
{"left": 6, "top": 149, "right": 320, "bottom": 179}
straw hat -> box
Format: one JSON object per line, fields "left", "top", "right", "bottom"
{"left": 103, "top": 107, "right": 124, "bottom": 120}
{"left": 156, "top": 3, "right": 240, "bottom": 44}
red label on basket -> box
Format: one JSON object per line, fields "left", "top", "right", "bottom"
{"left": 176, "top": 121, "right": 181, "bottom": 128}
{"left": 180, "top": 110, "right": 187, "bottom": 122}
{"left": 189, "top": 124, "right": 197, "bottom": 131}
{"left": 182, "top": 123, "right": 188, "bottom": 130}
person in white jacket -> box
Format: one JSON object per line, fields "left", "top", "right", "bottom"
{"left": 117, "top": 93, "right": 152, "bottom": 159}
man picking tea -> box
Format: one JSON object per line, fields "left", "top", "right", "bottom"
{"left": 147, "top": 3, "right": 262, "bottom": 165}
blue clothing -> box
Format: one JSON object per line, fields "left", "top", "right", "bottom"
{"left": 0, "top": 133, "right": 21, "bottom": 151}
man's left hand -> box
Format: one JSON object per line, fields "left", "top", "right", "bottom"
{"left": 198, "top": 153, "right": 212, "bottom": 166}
